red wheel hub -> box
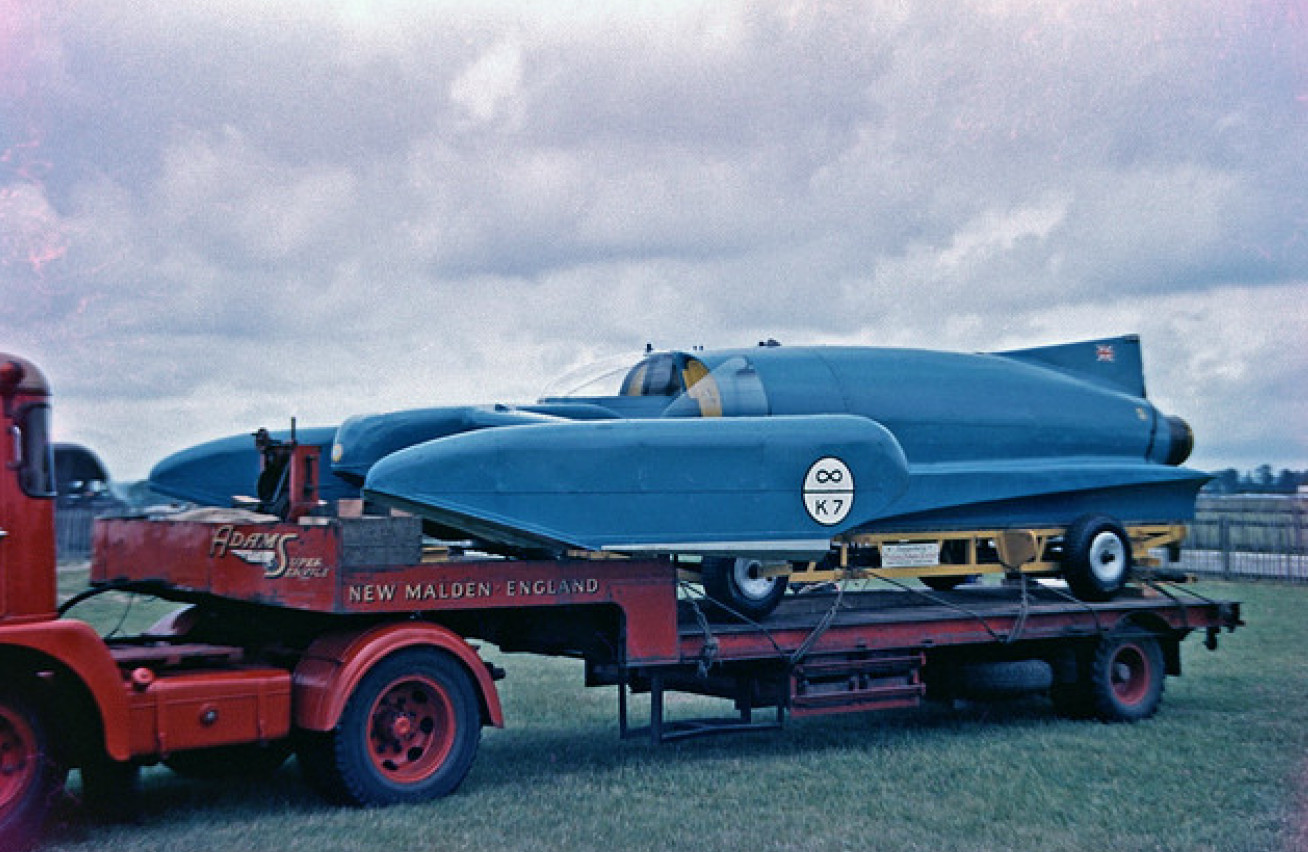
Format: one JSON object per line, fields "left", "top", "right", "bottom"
{"left": 0, "top": 704, "right": 39, "bottom": 813}
{"left": 1108, "top": 643, "right": 1152, "bottom": 705}
{"left": 367, "top": 675, "right": 456, "bottom": 784}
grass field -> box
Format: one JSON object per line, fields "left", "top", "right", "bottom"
{"left": 40, "top": 571, "right": 1308, "bottom": 852}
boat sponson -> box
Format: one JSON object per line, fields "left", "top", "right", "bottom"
{"left": 859, "top": 459, "right": 1210, "bottom": 532}
{"left": 363, "top": 415, "right": 910, "bottom": 559}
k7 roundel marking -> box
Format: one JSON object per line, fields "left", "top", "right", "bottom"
{"left": 803, "top": 457, "right": 854, "bottom": 526}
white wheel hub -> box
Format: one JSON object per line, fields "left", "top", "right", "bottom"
{"left": 732, "top": 558, "right": 778, "bottom": 601}
{"left": 1088, "top": 531, "right": 1127, "bottom": 584}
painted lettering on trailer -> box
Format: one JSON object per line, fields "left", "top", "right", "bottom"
{"left": 344, "top": 577, "right": 603, "bottom": 606}
{"left": 348, "top": 583, "right": 398, "bottom": 604}
{"left": 505, "top": 578, "right": 601, "bottom": 597}
{"left": 209, "top": 524, "right": 305, "bottom": 579}
{"left": 404, "top": 581, "right": 494, "bottom": 601}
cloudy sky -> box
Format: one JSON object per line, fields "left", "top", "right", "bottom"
{"left": 3, "top": 0, "right": 1305, "bottom": 480}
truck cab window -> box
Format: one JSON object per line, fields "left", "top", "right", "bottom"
{"left": 16, "top": 404, "right": 56, "bottom": 498}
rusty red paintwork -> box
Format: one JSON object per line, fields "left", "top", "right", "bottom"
{"left": 93, "top": 518, "right": 340, "bottom": 610}
{"left": 93, "top": 516, "right": 683, "bottom": 664}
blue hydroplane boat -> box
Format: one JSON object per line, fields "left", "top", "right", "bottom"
{"left": 150, "top": 336, "right": 1207, "bottom": 615}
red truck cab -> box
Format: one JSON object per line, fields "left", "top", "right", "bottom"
{"left": 0, "top": 356, "right": 58, "bottom": 622}
{"left": 1, "top": 354, "right": 70, "bottom": 850}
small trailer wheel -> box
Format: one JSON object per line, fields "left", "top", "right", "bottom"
{"left": 701, "top": 557, "right": 789, "bottom": 621}
{"left": 1089, "top": 632, "right": 1165, "bottom": 722}
{"left": 1062, "top": 515, "right": 1132, "bottom": 601}
{"left": 300, "top": 648, "right": 481, "bottom": 806}
{"left": 0, "top": 689, "right": 64, "bottom": 852}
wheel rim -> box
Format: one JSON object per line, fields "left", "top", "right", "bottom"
{"left": 1088, "top": 531, "right": 1127, "bottom": 584}
{"left": 367, "top": 675, "right": 456, "bottom": 785}
{"left": 0, "top": 704, "right": 38, "bottom": 813}
{"left": 732, "top": 558, "right": 778, "bottom": 601}
{"left": 1108, "top": 643, "right": 1152, "bottom": 706}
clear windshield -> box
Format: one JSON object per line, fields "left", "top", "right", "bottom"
{"left": 538, "top": 353, "right": 645, "bottom": 400}
{"left": 541, "top": 351, "right": 711, "bottom": 401}
{"left": 539, "top": 350, "right": 771, "bottom": 418}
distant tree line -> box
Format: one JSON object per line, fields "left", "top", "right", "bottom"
{"left": 1203, "top": 466, "right": 1308, "bottom": 495}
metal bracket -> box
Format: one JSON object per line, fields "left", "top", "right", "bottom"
{"left": 618, "top": 672, "right": 784, "bottom": 745}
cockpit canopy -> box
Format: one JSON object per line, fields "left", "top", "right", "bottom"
{"left": 541, "top": 350, "right": 769, "bottom": 419}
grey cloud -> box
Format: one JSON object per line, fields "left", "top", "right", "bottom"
{"left": 2, "top": 0, "right": 1304, "bottom": 477}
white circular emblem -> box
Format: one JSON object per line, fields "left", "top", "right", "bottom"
{"left": 803, "top": 457, "right": 854, "bottom": 526}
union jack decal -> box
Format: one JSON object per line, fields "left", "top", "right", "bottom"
{"left": 1096, "top": 344, "right": 1115, "bottom": 362}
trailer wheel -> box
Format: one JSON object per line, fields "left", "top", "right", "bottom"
{"left": 1088, "top": 633, "right": 1165, "bottom": 723}
{"left": 300, "top": 648, "right": 480, "bottom": 806}
{"left": 1062, "top": 515, "right": 1132, "bottom": 601}
{"left": 0, "top": 689, "right": 64, "bottom": 851}
{"left": 701, "top": 557, "right": 789, "bottom": 620}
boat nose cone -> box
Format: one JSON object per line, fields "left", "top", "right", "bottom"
{"left": 1163, "top": 415, "right": 1194, "bottom": 466}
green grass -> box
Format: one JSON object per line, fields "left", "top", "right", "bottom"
{"left": 41, "top": 571, "right": 1308, "bottom": 852}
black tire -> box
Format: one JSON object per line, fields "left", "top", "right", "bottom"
{"left": 701, "top": 557, "right": 789, "bottom": 621}
{"left": 951, "top": 660, "right": 1053, "bottom": 701}
{"left": 920, "top": 575, "right": 965, "bottom": 592}
{"left": 1062, "top": 515, "right": 1132, "bottom": 601}
{"left": 165, "top": 740, "right": 292, "bottom": 779}
{"left": 1088, "top": 633, "right": 1165, "bottom": 722}
{"left": 0, "top": 690, "right": 65, "bottom": 851}
{"left": 297, "top": 648, "right": 481, "bottom": 806}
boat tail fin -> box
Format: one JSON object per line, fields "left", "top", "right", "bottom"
{"left": 993, "top": 335, "right": 1147, "bottom": 397}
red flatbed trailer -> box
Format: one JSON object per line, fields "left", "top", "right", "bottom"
{"left": 89, "top": 514, "right": 1240, "bottom": 747}
{"left": 0, "top": 354, "right": 1242, "bottom": 850}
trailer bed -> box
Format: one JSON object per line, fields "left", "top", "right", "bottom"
{"left": 93, "top": 515, "right": 1239, "bottom": 664}
{"left": 675, "top": 583, "right": 1236, "bottom": 659}
{"left": 91, "top": 514, "right": 1241, "bottom": 742}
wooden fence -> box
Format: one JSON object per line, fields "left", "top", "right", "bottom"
{"left": 1178, "top": 495, "right": 1308, "bottom": 583}
{"left": 56, "top": 507, "right": 99, "bottom": 561}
